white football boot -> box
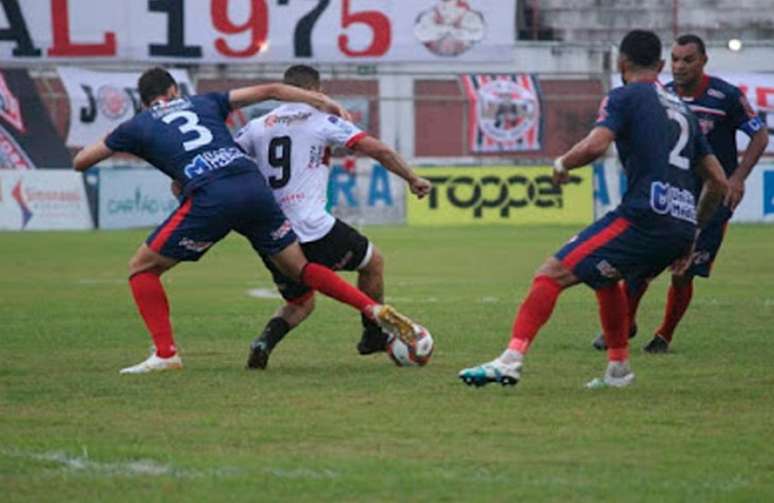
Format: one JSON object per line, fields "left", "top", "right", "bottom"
{"left": 585, "top": 360, "right": 635, "bottom": 389}
{"left": 120, "top": 349, "right": 183, "bottom": 374}
{"left": 458, "top": 358, "right": 522, "bottom": 387}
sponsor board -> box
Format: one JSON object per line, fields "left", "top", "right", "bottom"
{"left": 594, "top": 159, "right": 774, "bottom": 223}
{"left": 0, "top": 171, "right": 92, "bottom": 230}
{"left": 1, "top": 1, "right": 514, "bottom": 64}
{"left": 57, "top": 67, "right": 194, "bottom": 148}
{"left": 327, "top": 158, "right": 405, "bottom": 225}
{"left": 408, "top": 166, "right": 593, "bottom": 225}
{"left": 98, "top": 168, "right": 180, "bottom": 230}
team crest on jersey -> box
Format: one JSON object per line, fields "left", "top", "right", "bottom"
{"left": 414, "top": 0, "right": 485, "bottom": 57}
{"left": 97, "top": 85, "right": 130, "bottom": 120}
{"left": 0, "top": 73, "right": 25, "bottom": 133}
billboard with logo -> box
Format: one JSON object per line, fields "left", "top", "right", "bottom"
{"left": 97, "top": 168, "right": 180, "bottom": 230}
{"left": 328, "top": 158, "right": 405, "bottom": 225}
{"left": 57, "top": 67, "right": 195, "bottom": 148}
{"left": 408, "top": 166, "right": 593, "bottom": 226}
{"left": 0, "top": 171, "right": 92, "bottom": 230}
{"left": 0, "top": 68, "right": 71, "bottom": 169}
{"left": 594, "top": 159, "right": 774, "bottom": 223}
{"left": 0, "top": 1, "right": 514, "bottom": 64}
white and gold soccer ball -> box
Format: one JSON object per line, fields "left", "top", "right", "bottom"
{"left": 386, "top": 326, "right": 434, "bottom": 367}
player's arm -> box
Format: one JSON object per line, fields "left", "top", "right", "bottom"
{"left": 229, "top": 83, "right": 350, "bottom": 120}
{"left": 694, "top": 154, "right": 728, "bottom": 229}
{"left": 73, "top": 140, "right": 114, "bottom": 172}
{"left": 351, "top": 136, "right": 431, "bottom": 198}
{"left": 726, "top": 127, "right": 768, "bottom": 209}
{"left": 553, "top": 127, "right": 615, "bottom": 184}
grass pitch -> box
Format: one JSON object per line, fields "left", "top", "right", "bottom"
{"left": 1, "top": 224, "right": 773, "bottom": 502}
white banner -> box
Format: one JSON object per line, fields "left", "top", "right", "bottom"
{"left": 1, "top": 0, "right": 515, "bottom": 64}
{"left": 97, "top": 168, "right": 180, "bottom": 230}
{"left": 0, "top": 170, "right": 93, "bottom": 230}
{"left": 328, "top": 158, "right": 405, "bottom": 225}
{"left": 57, "top": 67, "right": 194, "bottom": 148}
{"left": 593, "top": 159, "right": 774, "bottom": 223}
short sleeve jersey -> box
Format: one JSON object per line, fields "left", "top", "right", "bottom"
{"left": 105, "top": 92, "right": 254, "bottom": 193}
{"left": 595, "top": 82, "right": 712, "bottom": 239}
{"left": 234, "top": 103, "right": 366, "bottom": 242}
{"left": 665, "top": 75, "right": 763, "bottom": 177}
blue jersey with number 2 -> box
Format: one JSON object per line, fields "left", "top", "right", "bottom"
{"left": 596, "top": 82, "right": 712, "bottom": 239}
{"left": 105, "top": 92, "right": 255, "bottom": 193}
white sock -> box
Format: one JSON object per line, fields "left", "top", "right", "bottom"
{"left": 498, "top": 349, "right": 524, "bottom": 365}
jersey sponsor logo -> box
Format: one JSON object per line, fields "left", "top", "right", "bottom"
{"left": 178, "top": 237, "right": 213, "bottom": 253}
{"left": 707, "top": 88, "right": 726, "bottom": 100}
{"left": 0, "top": 73, "right": 25, "bottom": 133}
{"left": 182, "top": 147, "right": 248, "bottom": 179}
{"left": 150, "top": 97, "right": 193, "bottom": 119}
{"left": 264, "top": 111, "right": 312, "bottom": 128}
{"left": 414, "top": 0, "right": 485, "bottom": 56}
{"left": 96, "top": 85, "right": 131, "bottom": 120}
{"left": 270, "top": 219, "right": 293, "bottom": 241}
{"left": 649, "top": 181, "right": 697, "bottom": 223}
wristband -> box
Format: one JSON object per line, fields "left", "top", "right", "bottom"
{"left": 553, "top": 157, "right": 567, "bottom": 174}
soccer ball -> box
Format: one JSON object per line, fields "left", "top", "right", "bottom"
{"left": 387, "top": 326, "right": 434, "bottom": 367}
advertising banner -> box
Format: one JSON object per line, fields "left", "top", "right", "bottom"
{"left": 408, "top": 166, "right": 593, "bottom": 226}
{"left": 593, "top": 159, "right": 774, "bottom": 223}
{"left": 1, "top": 0, "right": 515, "bottom": 64}
{"left": 327, "top": 158, "right": 405, "bottom": 225}
{"left": 0, "top": 170, "right": 92, "bottom": 230}
{"left": 461, "top": 74, "right": 543, "bottom": 153}
{"left": 0, "top": 68, "right": 71, "bottom": 169}
{"left": 57, "top": 67, "right": 194, "bottom": 148}
{"left": 97, "top": 168, "right": 180, "bottom": 230}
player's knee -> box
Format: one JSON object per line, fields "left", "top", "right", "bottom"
{"left": 362, "top": 246, "right": 384, "bottom": 276}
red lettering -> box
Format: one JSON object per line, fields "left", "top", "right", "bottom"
{"left": 47, "top": 0, "right": 116, "bottom": 57}
{"left": 212, "top": 0, "right": 268, "bottom": 58}
{"left": 338, "top": 0, "right": 391, "bottom": 58}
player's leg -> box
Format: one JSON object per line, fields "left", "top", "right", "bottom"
{"left": 121, "top": 196, "right": 228, "bottom": 374}
{"left": 356, "top": 246, "right": 389, "bottom": 355}
{"left": 458, "top": 257, "right": 579, "bottom": 387}
{"left": 644, "top": 207, "right": 730, "bottom": 353}
{"left": 591, "top": 276, "right": 649, "bottom": 350}
{"left": 586, "top": 282, "right": 635, "bottom": 389}
{"left": 246, "top": 252, "right": 317, "bottom": 369}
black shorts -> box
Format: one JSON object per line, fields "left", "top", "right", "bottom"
{"left": 260, "top": 219, "right": 372, "bottom": 302}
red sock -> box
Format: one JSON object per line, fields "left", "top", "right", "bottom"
{"left": 596, "top": 282, "right": 629, "bottom": 362}
{"left": 507, "top": 276, "right": 563, "bottom": 354}
{"left": 624, "top": 278, "right": 649, "bottom": 330}
{"left": 300, "top": 263, "right": 377, "bottom": 315}
{"left": 129, "top": 272, "right": 176, "bottom": 358}
{"left": 656, "top": 282, "right": 693, "bottom": 342}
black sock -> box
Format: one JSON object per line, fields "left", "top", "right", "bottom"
{"left": 361, "top": 313, "right": 381, "bottom": 333}
{"left": 258, "top": 317, "right": 291, "bottom": 351}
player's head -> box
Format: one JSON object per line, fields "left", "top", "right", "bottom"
{"left": 283, "top": 65, "right": 321, "bottom": 91}
{"left": 138, "top": 67, "right": 179, "bottom": 107}
{"left": 618, "top": 30, "right": 664, "bottom": 82}
{"left": 671, "top": 34, "right": 708, "bottom": 88}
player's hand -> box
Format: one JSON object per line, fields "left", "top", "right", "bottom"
{"left": 409, "top": 176, "right": 432, "bottom": 199}
{"left": 317, "top": 94, "right": 353, "bottom": 122}
{"left": 724, "top": 177, "right": 744, "bottom": 210}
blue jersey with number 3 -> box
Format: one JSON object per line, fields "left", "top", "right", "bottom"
{"left": 596, "top": 82, "right": 712, "bottom": 239}
{"left": 105, "top": 92, "right": 255, "bottom": 193}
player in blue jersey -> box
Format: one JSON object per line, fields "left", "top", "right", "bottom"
{"left": 459, "top": 30, "right": 728, "bottom": 389}
{"left": 591, "top": 34, "right": 769, "bottom": 353}
{"left": 73, "top": 68, "right": 426, "bottom": 374}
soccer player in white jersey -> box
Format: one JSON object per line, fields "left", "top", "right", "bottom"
{"left": 235, "top": 65, "right": 432, "bottom": 369}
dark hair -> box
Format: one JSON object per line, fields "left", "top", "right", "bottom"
{"left": 138, "top": 67, "right": 177, "bottom": 106}
{"left": 619, "top": 30, "right": 662, "bottom": 68}
{"left": 283, "top": 65, "right": 320, "bottom": 90}
{"left": 675, "top": 33, "right": 706, "bottom": 55}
